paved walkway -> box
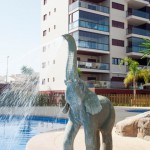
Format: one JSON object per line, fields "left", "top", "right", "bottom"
{"left": 26, "top": 107, "right": 150, "bottom": 150}
{"left": 26, "top": 128, "right": 150, "bottom": 150}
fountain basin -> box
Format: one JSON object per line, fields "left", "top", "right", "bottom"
{"left": 0, "top": 114, "right": 67, "bottom": 150}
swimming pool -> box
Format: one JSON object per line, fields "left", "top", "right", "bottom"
{"left": 126, "top": 109, "right": 150, "bottom": 113}
{"left": 0, "top": 115, "right": 68, "bottom": 150}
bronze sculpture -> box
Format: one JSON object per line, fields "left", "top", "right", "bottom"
{"left": 63, "top": 34, "right": 115, "bottom": 150}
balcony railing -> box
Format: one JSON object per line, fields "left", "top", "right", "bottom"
{"left": 69, "top": 0, "right": 109, "bottom": 14}
{"left": 127, "top": 9, "right": 149, "bottom": 19}
{"left": 139, "top": 65, "right": 150, "bottom": 69}
{"left": 127, "top": 27, "right": 150, "bottom": 36}
{"left": 127, "top": 46, "right": 147, "bottom": 53}
{"left": 76, "top": 40, "right": 109, "bottom": 51}
{"left": 78, "top": 61, "right": 110, "bottom": 70}
{"left": 69, "top": 20, "right": 109, "bottom": 32}
{"left": 85, "top": 80, "right": 110, "bottom": 88}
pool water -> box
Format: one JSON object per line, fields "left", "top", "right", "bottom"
{"left": 0, "top": 115, "right": 67, "bottom": 150}
{"left": 126, "top": 109, "right": 150, "bottom": 113}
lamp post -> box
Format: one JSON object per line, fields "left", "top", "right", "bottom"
{"left": 6, "top": 56, "right": 9, "bottom": 83}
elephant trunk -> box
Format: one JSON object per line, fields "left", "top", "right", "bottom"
{"left": 63, "top": 34, "right": 79, "bottom": 81}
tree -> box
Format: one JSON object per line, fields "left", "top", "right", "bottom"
{"left": 139, "top": 69, "right": 150, "bottom": 84}
{"left": 77, "top": 67, "right": 82, "bottom": 77}
{"left": 21, "top": 66, "right": 34, "bottom": 75}
{"left": 141, "top": 37, "right": 150, "bottom": 59}
{"left": 120, "top": 57, "right": 141, "bottom": 100}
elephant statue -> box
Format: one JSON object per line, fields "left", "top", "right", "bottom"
{"left": 62, "top": 34, "right": 115, "bottom": 150}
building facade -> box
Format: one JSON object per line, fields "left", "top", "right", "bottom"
{"left": 40, "top": 0, "right": 150, "bottom": 91}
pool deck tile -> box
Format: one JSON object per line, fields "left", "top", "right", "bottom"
{"left": 26, "top": 127, "right": 150, "bottom": 150}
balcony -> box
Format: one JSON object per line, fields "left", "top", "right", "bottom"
{"left": 69, "top": 20, "right": 109, "bottom": 32}
{"left": 127, "top": 0, "right": 149, "bottom": 9}
{"left": 76, "top": 40, "right": 109, "bottom": 52}
{"left": 127, "top": 9, "right": 149, "bottom": 25}
{"left": 69, "top": 0, "right": 109, "bottom": 14}
{"left": 85, "top": 80, "right": 110, "bottom": 88}
{"left": 126, "top": 46, "right": 147, "bottom": 57}
{"left": 78, "top": 61, "right": 110, "bottom": 73}
{"left": 139, "top": 65, "right": 150, "bottom": 69}
{"left": 127, "top": 46, "right": 146, "bottom": 53}
{"left": 127, "top": 27, "right": 150, "bottom": 37}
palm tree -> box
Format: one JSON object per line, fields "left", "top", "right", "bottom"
{"left": 120, "top": 57, "right": 140, "bottom": 100}
{"left": 139, "top": 69, "right": 150, "bottom": 84}
{"left": 140, "top": 37, "right": 150, "bottom": 59}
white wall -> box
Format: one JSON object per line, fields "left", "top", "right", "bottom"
{"left": 40, "top": 0, "right": 69, "bottom": 91}
{"left": 40, "top": 37, "right": 68, "bottom": 91}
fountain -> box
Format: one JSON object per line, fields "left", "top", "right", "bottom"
{"left": 26, "top": 34, "right": 115, "bottom": 150}
{"left": 0, "top": 74, "right": 39, "bottom": 150}
{"left": 0, "top": 37, "right": 68, "bottom": 150}
{"left": 62, "top": 34, "right": 115, "bottom": 150}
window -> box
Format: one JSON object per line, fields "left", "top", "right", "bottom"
{"left": 49, "top": 12, "right": 51, "bottom": 15}
{"left": 79, "top": 11, "right": 109, "bottom": 25}
{"left": 53, "top": 60, "right": 55, "bottom": 64}
{"left": 53, "top": 77, "right": 55, "bottom": 82}
{"left": 48, "top": 78, "right": 49, "bottom": 82}
{"left": 49, "top": 28, "right": 50, "bottom": 32}
{"left": 43, "top": 0, "right": 47, "bottom": 5}
{"left": 54, "top": 25, "right": 56, "bottom": 29}
{"left": 88, "top": 59, "right": 96, "bottom": 62}
{"left": 112, "top": 39, "right": 124, "bottom": 47}
{"left": 112, "top": 58, "right": 122, "bottom": 65}
{"left": 42, "top": 62, "right": 46, "bottom": 68}
{"left": 112, "top": 20, "right": 124, "bottom": 29}
{"left": 69, "top": 14, "right": 72, "bottom": 23}
{"left": 42, "top": 79, "right": 45, "bottom": 85}
{"left": 43, "top": 14, "right": 47, "bottom": 21}
{"left": 73, "top": 11, "right": 79, "bottom": 22}
{"left": 72, "top": 30, "right": 109, "bottom": 51}
{"left": 54, "top": 8, "right": 56, "bottom": 12}
{"left": 87, "top": 77, "right": 96, "bottom": 80}
{"left": 112, "top": 2, "right": 124, "bottom": 11}
{"left": 77, "top": 57, "right": 80, "bottom": 61}
{"left": 43, "top": 30, "right": 46, "bottom": 36}
{"left": 43, "top": 46, "right": 46, "bottom": 52}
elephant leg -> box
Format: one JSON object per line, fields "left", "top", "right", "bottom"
{"left": 101, "top": 107, "right": 115, "bottom": 150}
{"left": 63, "top": 120, "right": 81, "bottom": 150}
{"left": 101, "top": 131, "right": 112, "bottom": 150}
{"left": 84, "top": 128, "right": 100, "bottom": 150}
{"left": 96, "top": 130, "right": 100, "bottom": 149}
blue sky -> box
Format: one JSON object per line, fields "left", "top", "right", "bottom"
{"left": 0, "top": 0, "right": 41, "bottom": 75}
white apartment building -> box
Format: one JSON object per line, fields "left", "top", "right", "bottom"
{"left": 40, "top": 0, "right": 150, "bottom": 91}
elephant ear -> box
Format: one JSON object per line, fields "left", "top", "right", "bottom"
{"left": 84, "top": 92, "right": 102, "bottom": 115}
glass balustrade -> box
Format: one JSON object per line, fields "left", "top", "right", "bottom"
{"left": 69, "top": 1, "right": 109, "bottom": 14}
{"left": 127, "top": 28, "right": 149, "bottom": 36}
{"left": 127, "top": 9, "right": 149, "bottom": 19}
{"left": 127, "top": 46, "right": 147, "bottom": 53}
{"left": 69, "top": 20, "right": 109, "bottom": 32}
{"left": 77, "top": 61, "right": 110, "bottom": 70}
{"left": 76, "top": 40, "right": 109, "bottom": 51}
